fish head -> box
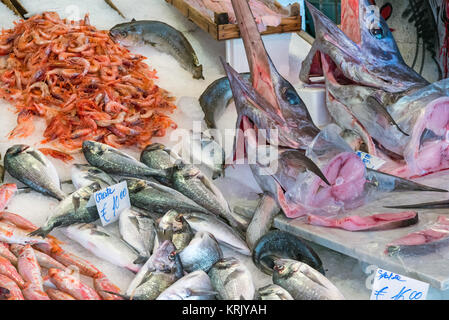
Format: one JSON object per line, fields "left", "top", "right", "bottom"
{"left": 109, "top": 21, "right": 143, "bottom": 46}
{"left": 6, "top": 144, "right": 30, "bottom": 157}
{"left": 272, "top": 258, "right": 299, "bottom": 278}
{"left": 213, "top": 257, "right": 239, "bottom": 270}
{"left": 158, "top": 209, "right": 184, "bottom": 233}
{"left": 82, "top": 140, "right": 107, "bottom": 157}
{"left": 305, "top": 0, "right": 428, "bottom": 92}
{"left": 143, "top": 143, "right": 167, "bottom": 153}
{"left": 150, "top": 240, "right": 178, "bottom": 272}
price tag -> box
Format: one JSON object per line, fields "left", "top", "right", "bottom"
{"left": 93, "top": 181, "right": 131, "bottom": 226}
{"left": 356, "top": 150, "right": 386, "bottom": 170}
{"left": 370, "top": 268, "right": 429, "bottom": 300}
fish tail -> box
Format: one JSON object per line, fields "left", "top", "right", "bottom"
{"left": 28, "top": 227, "right": 50, "bottom": 238}
{"left": 101, "top": 290, "right": 130, "bottom": 300}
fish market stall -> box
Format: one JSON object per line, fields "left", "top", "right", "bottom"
{"left": 0, "top": 0, "right": 447, "bottom": 302}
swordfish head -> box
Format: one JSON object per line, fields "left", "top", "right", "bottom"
{"left": 227, "top": 0, "right": 320, "bottom": 150}
{"left": 301, "top": 0, "right": 429, "bottom": 93}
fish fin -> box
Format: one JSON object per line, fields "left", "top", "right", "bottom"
{"left": 366, "top": 95, "right": 409, "bottom": 136}
{"left": 28, "top": 227, "right": 49, "bottom": 238}
{"left": 28, "top": 149, "right": 49, "bottom": 167}
{"left": 131, "top": 18, "right": 136, "bottom": 22}
{"left": 299, "top": 40, "right": 320, "bottom": 83}
{"left": 90, "top": 228, "right": 111, "bottom": 237}
{"left": 72, "top": 195, "right": 81, "bottom": 213}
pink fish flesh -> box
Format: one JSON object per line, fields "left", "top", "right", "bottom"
{"left": 307, "top": 211, "right": 418, "bottom": 231}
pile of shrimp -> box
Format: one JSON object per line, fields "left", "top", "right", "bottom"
{"left": 0, "top": 12, "right": 177, "bottom": 155}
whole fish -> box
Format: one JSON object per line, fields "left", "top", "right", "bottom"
{"left": 4, "top": 145, "right": 65, "bottom": 200}
{"left": 110, "top": 20, "right": 204, "bottom": 79}
{"left": 63, "top": 223, "right": 141, "bottom": 273}
{"left": 119, "top": 208, "right": 155, "bottom": 264}
{"left": 252, "top": 230, "right": 324, "bottom": 275}
{"left": 199, "top": 73, "right": 251, "bottom": 129}
{"left": 82, "top": 140, "right": 168, "bottom": 180}
{"left": 157, "top": 210, "right": 192, "bottom": 251}
{"left": 246, "top": 194, "right": 280, "bottom": 250}
{"left": 140, "top": 143, "right": 178, "bottom": 186}
{"left": 273, "top": 259, "right": 344, "bottom": 300}
{"left": 179, "top": 231, "right": 222, "bottom": 273}
{"left": 208, "top": 257, "right": 255, "bottom": 300}
{"left": 157, "top": 270, "right": 216, "bottom": 300}
{"left": 29, "top": 183, "right": 101, "bottom": 238}
{"left": 71, "top": 164, "right": 116, "bottom": 190}
{"left": 0, "top": 274, "right": 23, "bottom": 300}
{"left": 256, "top": 284, "right": 293, "bottom": 300}
{"left": 48, "top": 268, "right": 101, "bottom": 300}
{"left": 172, "top": 162, "right": 246, "bottom": 230}
{"left": 0, "top": 211, "right": 37, "bottom": 231}
{"left": 126, "top": 240, "right": 179, "bottom": 296}
{"left": 126, "top": 178, "right": 210, "bottom": 215}
{"left": 183, "top": 211, "right": 250, "bottom": 256}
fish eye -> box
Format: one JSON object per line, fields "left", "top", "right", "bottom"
{"left": 370, "top": 27, "right": 384, "bottom": 39}
{"left": 274, "top": 264, "right": 284, "bottom": 272}
{"left": 175, "top": 215, "right": 183, "bottom": 222}
{"left": 282, "top": 88, "right": 300, "bottom": 105}
{"left": 168, "top": 251, "right": 176, "bottom": 261}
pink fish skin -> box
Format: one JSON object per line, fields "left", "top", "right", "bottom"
{"left": 46, "top": 287, "right": 76, "bottom": 300}
{"left": 0, "top": 184, "right": 17, "bottom": 212}
{"left": 17, "top": 244, "right": 44, "bottom": 290}
{"left": 48, "top": 268, "right": 101, "bottom": 300}
{"left": 0, "top": 242, "right": 17, "bottom": 265}
{"left": 10, "top": 244, "right": 66, "bottom": 270}
{"left": 93, "top": 272, "right": 124, "bottom": 300}
{"left": 0, "top": 221, "right": 48, "bottom": 245}
{"left": 307, "top": 211, "right": 418, "bottom": 231}
{"left": 0, "top": 274, "right": 24, "bottom": 300}
{"left": 0, "top": 212, "right": 37, "bottom": 231}
{"left": 0, "top": 255, "right": 24, "bottom": 288}
{"left": 22, "top": 283, "right": 51, "bottom": 300}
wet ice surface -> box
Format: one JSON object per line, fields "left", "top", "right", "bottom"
{"left": 0, "top": 0, "right": 447, "bottom": 300}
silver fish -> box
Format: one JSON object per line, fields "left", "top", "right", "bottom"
{"left": 4, "top": 145, "right": 65, "bottom": 200}
{"left": 63, "top": 223, "right": 141, "bottom": 273}
{"left": 157, "top": 210, "right": 192, "bottom": 251}
{"left": 172, "top": 162, "right": 246, "bottom": 230}
{"left": 256, "top": 284, "right": 293, "bottom": 300}
{"left": 82, "top": 140, "right": 168, "bottom": 180}
{"left": 110, "top": 20, "right": 203, "bottom": 79}
{"left": 179, "top": 231, "right": 222, "bottom": 273}
{"left": 208, "top": 257, "right": 255, "bottom": 300}
{"left": 156, "top": 270, "right": 216, "bottom": 300}
{"left": 71, "top": 164, "right": 116, "bottom": 190}
{"left": 29, "top": 183, "right": 101, "bottom": 238}
{"left": 119, "top": 208, "right": 155, "bottom": 264}
{"left": 126, "top": 178, "right": 210, "bottom": 215}
{"left": 273, "top": 259, "right": 344, "bottom": 300}
{"left": 183, "top": 212, "right": 250, "bottom": 256}
{"left": 246, "top": 194, "right": 280, "bottom": 250}
{"left": 140, "top": 143, "right": 179, "bottom": 186}
{"left": 126, "top": 240, "right": 179, "bottom": 296}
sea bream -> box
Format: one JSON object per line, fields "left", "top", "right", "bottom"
{"left": 4, "top": 145, "right": 65, "bottom": 200}
{"left": 300, "top": 0, "right": 449, "bottom": 178}
{"left": 273, "top": 259, "right": 344, "bottom": 300}
{"left": 110, "top": 20, "right": 204, "bottom": 79}
{"left": 156, "top": 270, "right": 216, "bottom": 300}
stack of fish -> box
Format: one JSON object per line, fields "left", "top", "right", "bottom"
{"left": 0, "top": 139, "right": 348, "bottom": 299}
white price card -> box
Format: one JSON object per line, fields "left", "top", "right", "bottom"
{"left": 370, "top": 268, "right": 429, "bottom": 300}
{"left": 356, "top": 150, "right": 386, "bottom": 170}
{"left": 93, "top": 181, "right": 131, "bottom": 226}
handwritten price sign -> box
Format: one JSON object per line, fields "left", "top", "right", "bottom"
{"left": 94, "top": 181, "right": 131, "bottom": 226}
{"left": 370, "top": 268, "right": 429, "bottom": 300}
